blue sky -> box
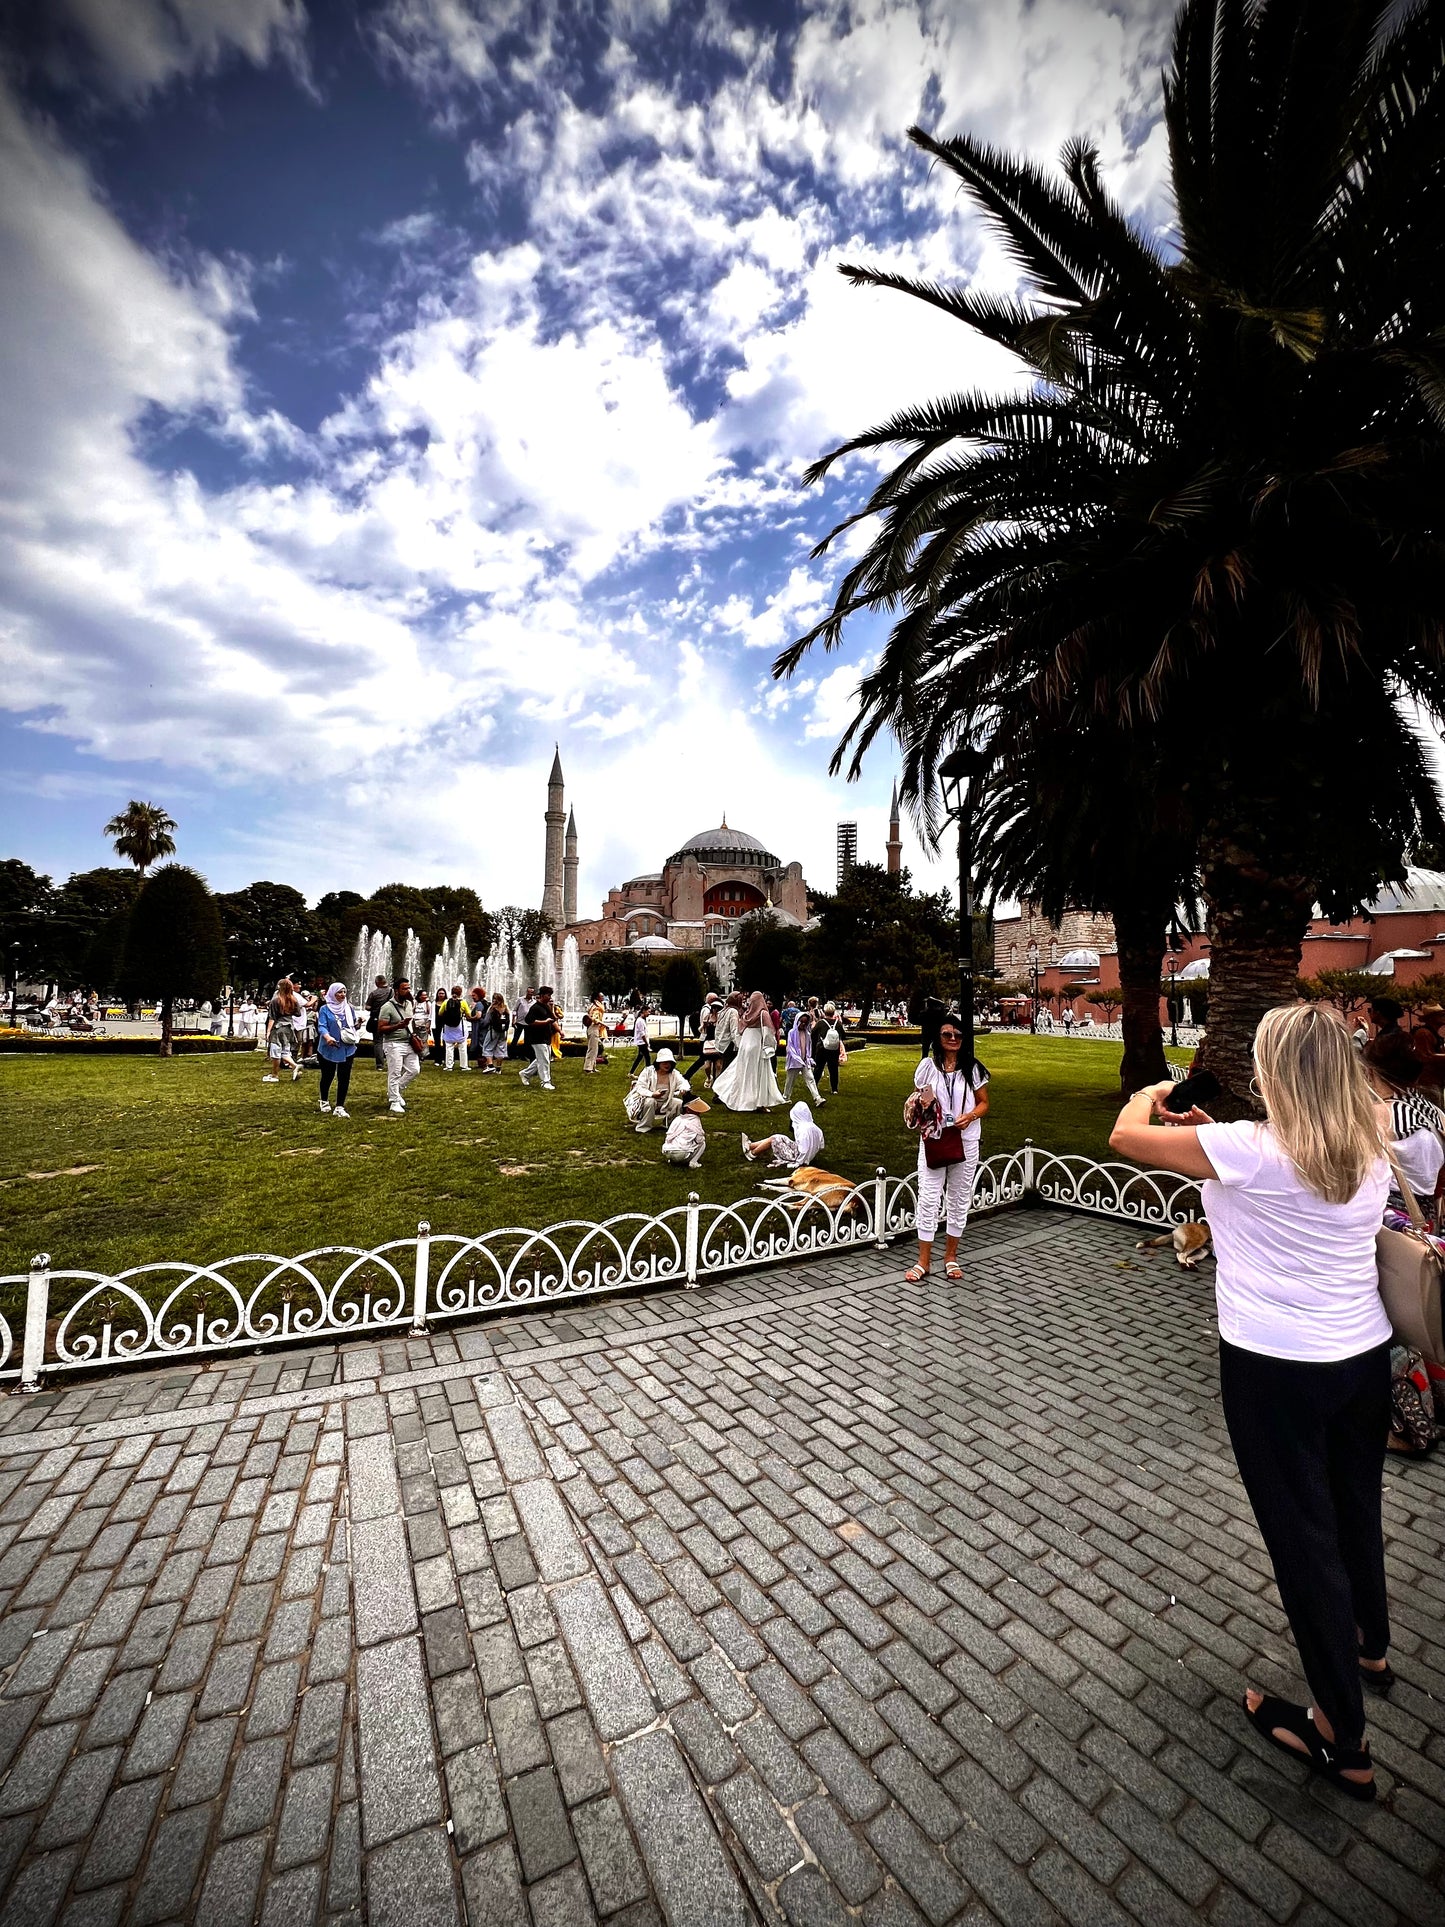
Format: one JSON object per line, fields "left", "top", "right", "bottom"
{"left": 0, "top": 0, "right": 1177, "bottom": 916}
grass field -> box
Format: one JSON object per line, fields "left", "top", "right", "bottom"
{"left": 0, "top": 1033, "right": 1188, "bottom": 1280}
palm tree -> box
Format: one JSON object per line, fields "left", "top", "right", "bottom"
{"left": 104, "top": 802, "right": 178, "bottom": 876}
{"left": 777, "top": 0, "right": 1445, "bottom": 1107}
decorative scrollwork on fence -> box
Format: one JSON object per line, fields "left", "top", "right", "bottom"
{"left": 0, "top": 1147, "right": 1201, "bottom": 1385}
{"left": 1029, "top": 1151, "right": 1201, "bottom": 1225}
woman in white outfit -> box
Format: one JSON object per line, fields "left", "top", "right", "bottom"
{"left": 712, "top": 990, "right": 784, "bottom": 1112}
{"left": 906, "top": 1014, "right": 989, "bottom": 1281}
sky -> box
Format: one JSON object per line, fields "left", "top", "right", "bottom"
{"left": 0, "top": 0, "right": 1179, "bottom": 918}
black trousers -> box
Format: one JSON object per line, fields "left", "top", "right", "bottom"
{"left": 1218, "top": 1337, "right": 1391, "bottom": 1745}
{"left": 630, "top": 1042, "right": 651, "bottom": 1074}
{"left": 319, "top": 1058, "right": 352, "bottom": 1107}
{"left": 814, "top": 1047, "right": 840, "bottom": 1093}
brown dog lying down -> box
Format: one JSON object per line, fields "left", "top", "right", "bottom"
{"left": 757, "top": 1167, "right": 865, "bottom": 1214}
{"left": 1136, "top": 1222, "right": 1213, "bottom": 1268}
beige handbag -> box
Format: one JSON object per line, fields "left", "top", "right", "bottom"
{"left": 1376, "top": 1167, "right": 1445, "bottom": 1366}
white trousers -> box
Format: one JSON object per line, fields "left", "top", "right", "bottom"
{"left": 385, "top": 1040, "right": 421, "bottom": 1107}
{"left": 783, "top": 1064, "right": 823, "bottom": 1105}
{"left": 915, "top": 1136, "right": 980, "bottom": 1241}
{"left": 444, "top": 1040, "right": 469, "bottom": 1070}
{"left": 520, "top": 1042, "right": 554, "bottom": 1088}
{"left": 635, "top": 1094, "right": 684, "bottom": 1131}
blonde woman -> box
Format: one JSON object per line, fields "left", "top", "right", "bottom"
{"left": 1111, "top": 1006, "right": 1392, "bottom": 1801}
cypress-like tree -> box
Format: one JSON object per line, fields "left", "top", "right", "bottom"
{"left": 119, "top": 865, "right": 227, "bottom": 1056}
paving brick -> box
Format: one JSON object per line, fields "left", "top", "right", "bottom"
{"left": 74, "top": 1778, "right": 163, "bottom": 1890}
{"left": 572, "top": 1794, "right": 650, "bottom": 1913}
{"left": 460, "top": 1841, "right": 528, "bottom": 1927}
{"left": 717, "top": 1767, "right": 803, "bottom": 1881}
{"left": 121, "top": 1690, "right": 193, "bottom": 1782}
{"left": 130, "top": 1805, "right": 212, "bottom": 1924}
{"left": 612, "top": 1729, "right": 752, "bottom": 1927}
{"left": 796, "top": 1793, "right": 885, "bottom": 1903}
{"left": 355, "top": 1635, "right": 444, "bottom": 1847}
{"left": 801, "top": 1729, "right": 886, "bottom": 1821}
{"left": 866, "top": 1807, "right": 968, "bottom": 1927}
{"left": 507, "top": 1765, "right": 575, "bottom": 1883}
{"left": 218, "top": 1736, "right": 286, "bottom": 1838}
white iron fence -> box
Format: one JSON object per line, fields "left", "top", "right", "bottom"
{"left": 0, "top": 1144, "right": 1202, "bottom": 1392}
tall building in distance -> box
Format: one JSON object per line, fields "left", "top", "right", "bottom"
{"left": 541, "top": 746, "right": 566, "bottom": 925}
{"left": 886, "top": 780, "right": 902, "bottom": 875}
{"left": 836, "top": 821, "right": 858, "bottom": 888}
{"left": 563, "top": 806, "right": 579, "bottom": 927}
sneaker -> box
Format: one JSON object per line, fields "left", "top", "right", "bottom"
{"left": 541, "top": 1083, "right": 555, "bottom": 1092}
{"left": 389, "top": 1102, "right": 405, "bottom": 1115}
{"left": 262, "top": 1074, "right": 279, "bottom": 1083}
{"left": 634, "top": 1122, "right": 651, "bottom": 1133}
{"left": 741, "top": 1135, "right": 755, "bottom": 1162}
{"left": 291, "top": 1065, "right": 303, "bottom": 1082}
{"left": 318, "top": 1100, "right": 332, "bottom": 1114}
{"left": 333, "top": 1107, "right": 349, "bottom": 1119}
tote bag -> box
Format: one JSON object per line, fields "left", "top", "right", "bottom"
{"left": 1377, "top": 1169, "right": 1445, "bottom": 1366}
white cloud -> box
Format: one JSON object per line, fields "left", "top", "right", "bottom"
{"left": 43, "top": 0, "right": 310, "bottom": 100}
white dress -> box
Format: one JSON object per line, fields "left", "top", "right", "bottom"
{"left": 712, "top": 1025, "right": 784, "bottom": 1111}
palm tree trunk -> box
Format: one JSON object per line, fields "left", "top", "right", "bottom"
{"left": 1195, "top": 851, "right": 1313, "bottom": 1117}
{"left": 159, "top": 994, "right": 173, "bottom": 1058}
{"left": 1113, "top": 901, "right": 1170, "bottom": 1095}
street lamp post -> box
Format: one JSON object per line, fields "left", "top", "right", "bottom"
{"left": 1027, "top": 941, "right": 1040, "bottom": 1033}
{"left": 937, "top": 746, "right": 990, "bottom": 1070}
{"left": 1166, "top": 954, "right": 1179, "bottom": 1050}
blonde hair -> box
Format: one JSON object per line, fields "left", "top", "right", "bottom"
{"left": 1252, "top": 1004, "right": 1387, "bottom": 1204}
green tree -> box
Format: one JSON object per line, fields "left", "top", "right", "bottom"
{"left": 104, "top": 801, "right": 178, "bottom": 875}
{"left": 1304, "top": 968, "right": 1386, "bottom": 1021}
{"left": 734, "top": 913, "right": 805, "bottom": 1006}
{"left": 776, "top": 0, "right": 1445, "bottom": 1110}
{"left": 803, "top": 865, "right": 955, "bottom": 1024}
{"left": 215, "top": 882, "right": 323, "bottom": 991}
{"left": 118, "top": 865, "right": 227, "bottom": 1055}
{"left": 660, "top": 953, "right": 708, "bottom": 1038}
{"left": 0, "top": 860, "right": 56, "bottom": 1015}
{"left": 585, "top": 949, "right": 638, "bottom": 1001}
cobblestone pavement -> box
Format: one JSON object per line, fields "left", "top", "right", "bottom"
{"left": 0, "top": 1208, "right": 1441, "bottom": 1926}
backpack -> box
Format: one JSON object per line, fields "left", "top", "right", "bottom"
{"left": 443, "top": 996, "right": 463, "bottom": 1027}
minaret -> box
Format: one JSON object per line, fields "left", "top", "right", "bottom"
{"left": 563, "top": 806, "right": 578, "bottom": 927}
{"left": 886, "top": 779, "right": 902, "bottom": 874}
{"left": 542, "top": 746, "right": 565, "bottom": 925}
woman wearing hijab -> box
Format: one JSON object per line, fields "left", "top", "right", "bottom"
{"left": 712, "top": 990, "right": 784, "bottom": 1112}
{"left": 316, "top": 982, "right": 359, "bottom": 1118}
{"left": 783, "top": 1010, "right": 826, "bottom": 1107}
{"left": 742, "top": 1100, "right": 824, "bottom": 1167}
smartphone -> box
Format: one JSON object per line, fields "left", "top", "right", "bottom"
{"left": 1162, "top": 1068, "right": 1222, "bottom": 1114}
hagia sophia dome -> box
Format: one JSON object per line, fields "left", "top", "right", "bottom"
{"left": 669, "top": 823, "right": 781, "bottom": 868}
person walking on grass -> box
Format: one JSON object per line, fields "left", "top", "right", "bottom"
{"left": 1110, "top": 1004, "right": 1392, "bottom": 1801}
{"left": 377, "top": 977, "right": 419, "bottom": 1115}
{"left": 263, "top": 978, "right": 302, "bottom": 1084}
{"left": 904, "top": 1013, "right": 988, "bottom": 1283}
{"left": 316, "top": 983, "right": 359, "bottom": 1118}
{"left": 783, "top": 1010, "right": 826, "bottom": 1108}
{"left": 512, "top": 989, "right": 533, "bottom": 1055}
{"left": 440, "top": 985, "right": 471, "bottom": 1070}
{"left": 519, "top": 987, "right": 560, "bottom": 1091}
{"left": 629, "top": 998, "right": 651, "bottom": 1076}
{"left": 584, "top": 992, "right": 608, "bottom": 1073}
{"left": 478, "top": 993, "right": 509, "bottom": 1072}
{"left": 365, "top": 975, "right": 390, "bottom": 1071}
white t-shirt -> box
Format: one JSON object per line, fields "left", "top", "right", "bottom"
{"left": 913, "top": 1058, "right": 989, "bottom": 1144}
{"left": 1196, "top": 1121, "right": 1391, "bottom": 1362}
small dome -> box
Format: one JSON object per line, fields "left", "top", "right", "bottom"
{"left": 628, "top": 935, "right": 678, "bottom": 952}
{"left": 1366, "top": 868, "right": 1445, "bottom": 916}
{"left": 668, "top": 822, "right": 780, "bottom": 868}
{"left": 1058, "top": 948, "right": 1101, "bottom": 970}
{"left": 1364, "top": 948, "right": 1433, "bottom": 976}
{"left": 1178, "top": 958, "right": 1210, "bottom": 980}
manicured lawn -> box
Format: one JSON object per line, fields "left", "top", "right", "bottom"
{"left": 0, "top": 1033, "right": 1187, "bottom": 1280}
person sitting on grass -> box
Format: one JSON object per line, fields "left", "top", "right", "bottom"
{"left": 628, "top": 1047, "right": 689, "bottom": 1132}
{"left": 661, "top": 1097, "right": 710, "bottom": 1168}
{"left": 741, "top": 1099, "right": 824, "bottom": 1168}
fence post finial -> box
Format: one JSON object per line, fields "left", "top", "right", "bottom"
{"left": 19, "top": 1254, "right": 51, "bottom": 1394}
{"left": 1022, "top": 1138, "right": 1036, "bottom": 1192}
{"left": 411, "top": 1222, "right": 431, "bottom": 1334}
{"left": 874, "top": 1168, "right": 889, "bottom": 1249}
{"left": 684, "top": 1194, "right": 701, "bottom": 1288}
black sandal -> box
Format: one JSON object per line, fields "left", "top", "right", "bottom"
{"left": 1360, "top": 1659, "right": 1395, "bottom": 1696}
{"left": 1242, "top": 1693, "right": 1376, "bottom": 1802}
